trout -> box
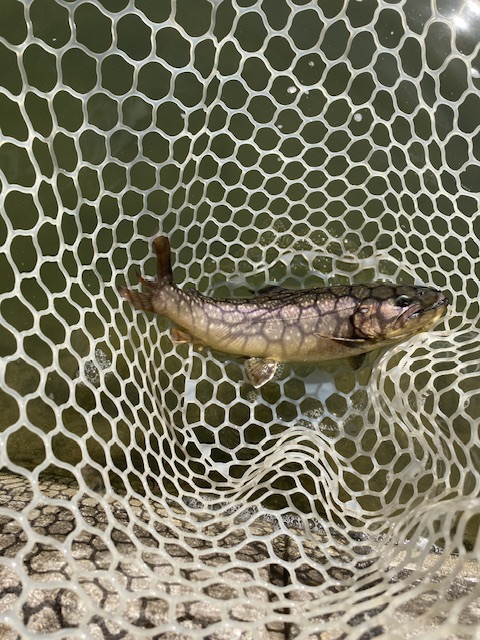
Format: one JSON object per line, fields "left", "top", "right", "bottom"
{"left": 119, "top": 236, "right": 449, "bottom": 387}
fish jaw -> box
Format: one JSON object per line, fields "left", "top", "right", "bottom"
{"left": 352, "top": 285, "right": 449, "bottom": 341}
{"left": 387, "top": 293, "right": 449, "bottom": 338}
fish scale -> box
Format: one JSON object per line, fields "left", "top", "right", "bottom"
{"left": 120, "top": 236, "right": 449, "bottom": 387}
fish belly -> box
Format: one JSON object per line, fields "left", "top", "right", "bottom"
{"left": 189, "top": 308, "right": 348, "bottom": 362}
{"left": 163, "top": 291, "right": 363, "bottom": 362}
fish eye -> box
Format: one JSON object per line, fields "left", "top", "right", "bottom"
{"left": 395, "top": 295, "right": 412, "bottom": 307}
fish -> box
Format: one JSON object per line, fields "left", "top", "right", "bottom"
{"left": 119, "top": 236, "right": 449, "bottom": 388}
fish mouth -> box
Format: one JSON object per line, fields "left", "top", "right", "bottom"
{"left": 406, "top": 296, "right": 449, "bottom": 320}
{"left": 395, "top": 296, "right": 449, "bottom": 331}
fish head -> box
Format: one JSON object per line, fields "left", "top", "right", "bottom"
{"left": 352, "top": 285, "right": 449, "bottom": 341}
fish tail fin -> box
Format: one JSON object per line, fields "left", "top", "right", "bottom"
{"left": 153, "top": 235, "right": 173, "bottom": 285}
{"left": 119, "top": 235, "right": 175, "bottom": 313}
{"left": 119, "top": 286, "right": 155, "bottom": 312}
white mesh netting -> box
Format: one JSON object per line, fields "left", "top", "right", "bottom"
{"left": 1, "top": 0, "right": 480, "bottom": 638}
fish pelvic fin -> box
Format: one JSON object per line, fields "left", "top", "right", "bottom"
{"left": 245, "top": 357, "right": 278, "bottom": 388}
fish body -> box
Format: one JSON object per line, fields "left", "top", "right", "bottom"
{"left": 120, "top": 236, "right": 448, "bottom": 387}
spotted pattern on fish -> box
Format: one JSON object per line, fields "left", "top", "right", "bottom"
{"left": 120, "top": 236, "right": 449, "bottom": 387}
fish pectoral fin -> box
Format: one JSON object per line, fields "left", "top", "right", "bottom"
{"left": 171, "top": 328, "right": 205, "bottom": 351}
{"left": 314, "top": 332, "right": 367, "bottom": 343}
{"left": 245, "top": 357, "right": 278, "bottom": 388}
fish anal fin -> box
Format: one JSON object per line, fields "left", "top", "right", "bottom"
{"left": 171, "top": 327, "right": 192, "bottom": 344}
{"left": 171, "top": 328, "right": 205, "bottom": 351}
{"left": 245, "top": 357, "right": 278, "bottom": 388}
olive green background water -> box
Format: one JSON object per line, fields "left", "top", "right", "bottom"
{"left": 0, "top": 0, "right": 479, "bottom": 531}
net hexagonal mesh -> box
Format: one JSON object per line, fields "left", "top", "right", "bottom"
{"left": 0, "top": 0, "right": 479, "bottom": 638}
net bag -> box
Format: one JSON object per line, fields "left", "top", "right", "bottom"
{"left": 0, "top": 0, "right": 479, "bottom": 638}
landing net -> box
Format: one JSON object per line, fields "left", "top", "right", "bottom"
{"left": 0, "top": 1, "right": 479, "bottom": 638}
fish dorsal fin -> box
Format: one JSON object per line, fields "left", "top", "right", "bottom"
{"left": 257, "top": 285, "right": 288, "bottom": 296}
{"left": 171, "top": 327, "right": 193, "bottom": 344}
{"left": 245, "top": 357, "right": 278, "bottom": 388}
{"left": 153, "top": 235, "right": 173, "bottom": 284}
